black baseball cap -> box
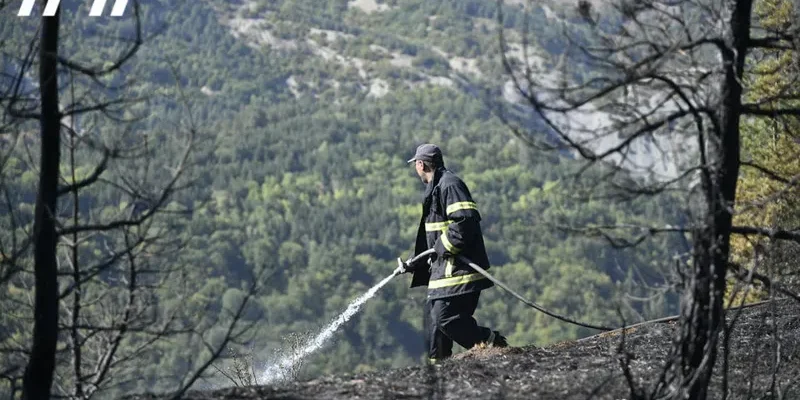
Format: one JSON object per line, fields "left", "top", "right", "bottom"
{"left": 407, "top": 143, "right": 443, "bottom": 164}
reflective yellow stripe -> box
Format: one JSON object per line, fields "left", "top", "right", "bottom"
{"left": 446, "top": 201, "right": 477, "bottom": 215}
{"left": 425, "top": 221, "right": 452, "bottom": 232}
{"left": 445, "top": 259, "right": 454, "bottom": 277}
{"left": 441, "top": 234, "right": 460, "bottom": 254}
{"left": 428, "top": 273, "right": 486, "bottom": 289}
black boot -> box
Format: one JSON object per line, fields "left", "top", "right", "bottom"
{"left": 486, "top": 330, "right": 508, "bottom": 348}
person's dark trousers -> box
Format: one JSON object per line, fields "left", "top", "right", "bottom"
{"left": 424, "top": 291, "right": 492, "bottom": 361}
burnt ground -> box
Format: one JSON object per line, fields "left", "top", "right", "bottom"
{"left": 165, "top": 299, "right": 798, "bottom": 399}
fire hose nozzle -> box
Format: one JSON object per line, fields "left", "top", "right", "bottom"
{"left": 393, "top": 258, "right": 408, "bottom": 275}
{"left": 393, "top": 249, "right": 435, "bottom": 276}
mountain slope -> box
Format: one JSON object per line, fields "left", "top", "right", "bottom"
{"left": 0, "top": 0, "right": 688, "bottom": 396}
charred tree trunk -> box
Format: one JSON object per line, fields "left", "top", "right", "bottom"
{"left": 681, "top": 1, "right": 751, "bottom": 398}
{"left": 23, "top": 11, "right": 61, "bottom": 400}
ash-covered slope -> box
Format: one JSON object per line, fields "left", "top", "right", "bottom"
{"left": 162, "top": 299, "right": 798, "bottom": 400}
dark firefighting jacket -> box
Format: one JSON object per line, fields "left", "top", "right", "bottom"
{"left": 410, "top": 167, "right": 493, "bottom": 299}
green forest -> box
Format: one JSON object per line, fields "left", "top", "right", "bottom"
{"left": 0, "top": 0, "right": 692, "bottom": 397}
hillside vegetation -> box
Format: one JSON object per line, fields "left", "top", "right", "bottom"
{"left": 0, "top": 0, "right": 686, "bottom": 396}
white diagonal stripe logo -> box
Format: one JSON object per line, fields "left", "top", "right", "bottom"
{"left": 42, "top": 0, "right": 61, "bottom": 16}
{"left": 88, "top": 0, "right": 107, "bottom": 16}
{"left": 18, "top": 0, "right": 38, "bottom": 16}
{"left": 109, "top": 0, "right": 128, "bottom": 16}
{"left": 18, "top": 0, "right": 128, "bottom": 16}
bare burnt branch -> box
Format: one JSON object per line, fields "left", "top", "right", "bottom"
{"left": 210, "top": 363, "right": 240, "bottom": 388}
{"left": 170, "top": 267, "right": 270, "bottom": 399}
{"left": 728, "top": 261, "right": 800, "bottom": 302}
{"left": 57, "top": 234, "right": 150, "bottom": 300}
{"left": 740, "top": 161, "right": 793, "bottom": 184}
{"left": 741, "top": 105, "right": 800, "bottom": 116}
{"left": 731, "top": 226, "right": 800, "bottom": 242}
{"left": 614, "top": 311, "right": 645, "bottom": 400}
{"left": 57, "top": 322, "right": 193, "bottom": 337}
{"left": 747, "top": 37, "right": 797, "bottom": 49}
{"left": 64, "top": 116, "right": 85, "bottom": 399}
{"left": 500, "top": 57, "right": 716, "bottom": 197}
{"left": 0, "top": 200, "right": 30, "bottom": 287}
{"left": 765, "top": 299, "right": 782, "bottom": 396}
{"left": 58, "top": 127, "right": 195, "bottom": 236}
{"left": 721, "top": 296, "right": 744, "bottom": 399}
{"left": 492, "top": 0, "right": 796, "bottom": 398}
{"left": 56, "top": 150, "right": 112, "bottom": 197}
{"left": 0, "top": 347, "right": 30, "bottom": 356}
{"left": 60, "top": 97, "right": 132, "bottom": 118}
{"left": 3, "top": 30, "right": 40, "bottom": 121}
{"left": 555, "top": 223, "right": 689, "bottom": 249}
{"left": 0, "top": 6, "right": 208, "bottom": 397}
{"left": 735, "top": 171, "right": 800, "bottom": 215}
{"left": 55, "top": 0, "right": 142, "bottom": 83}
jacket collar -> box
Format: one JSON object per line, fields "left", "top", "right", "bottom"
{"left": 423, "top": 167, "right": 446, "bottom": 201}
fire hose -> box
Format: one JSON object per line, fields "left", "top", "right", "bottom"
{"left": 394, "top": 250, "right": 779, "bottom": 338}
{"left": 395, "top": 248, "right": 616, "bottom": 331}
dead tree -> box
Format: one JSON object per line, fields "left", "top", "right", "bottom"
{"left": 1, "top": 3, "right": 265, "bottom": 398}
{"left": 496, "top": 0, "right": 798, "bottom": 398}
{"left": 24, "top": 11, "right": 61, "bottom": 400}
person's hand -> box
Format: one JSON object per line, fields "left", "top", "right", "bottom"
{"left": 426, "top": 252, "right": 437, "bottom": 266}
{"left": 395, "top": 252, "right": 436, "bottom": 275}
{"left": 394, "top": 257, "right": 410, "bottom": 275}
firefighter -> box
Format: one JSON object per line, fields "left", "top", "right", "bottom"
{"left": 396, "top": 143, "right": 508, "bottom": 364}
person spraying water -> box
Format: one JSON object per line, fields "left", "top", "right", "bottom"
{"left": 258, "top": 145, "right": 614, "bottom": 383}
{"left": 401, "top": 144, "right": 508, "bottom": 364}
{"left": 258, "top": 245, "right": 612, "bottom": 384}
{"left": 259, "top": 142, "right": 510, "bottom": 381}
